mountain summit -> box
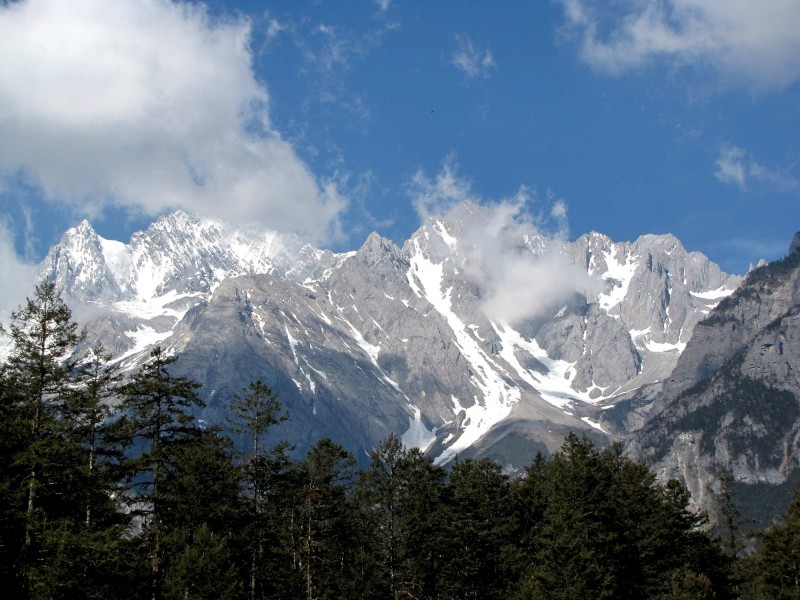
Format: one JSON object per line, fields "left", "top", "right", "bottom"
{"left": 39, "top": 204, "right": 740, "bottom": 467}
{"left": 628, "top": 237, "right": 800, "bottom": 518}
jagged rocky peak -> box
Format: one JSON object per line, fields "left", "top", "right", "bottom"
{"left": 627, "top": 240, "right": 800, "bottom": 517}
{"left": 31, "top": 204, "right": 751, "bottom": 475}
{"left": 41, "top": 210, "right": 332, "bottom": 304}
{"left": 40, "top": 218, "right": 124, "bottom": 302}
{"left": 790, "top": 231, "right": 800, "bottom": 256}
{"left": 359, "top": 231, "right": 401, "bottom": 257}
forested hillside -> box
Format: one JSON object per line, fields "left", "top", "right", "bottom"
{"left": 1, "top": 282, "right": 798, "bottom": 599}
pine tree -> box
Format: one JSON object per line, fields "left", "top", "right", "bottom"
{"left": 292, "top": 438, "right": 356, "bottom": 600}
{"left": 163, "top": 524, "right": 243, "bottom": 600}
{"left": 513, "top": 434, "right": 731, "bottom": 599}
{"left": 351, "top": 434, "right": 446, "bottom": 600}
{"left": 4, "top": 281, "right": 83, "bottom": 549}
{"left": 227, "top": 380, "right": 289, "bottom": 600}
{"left": 715, "top": 469, "right": 744, "bottom": 557}
{"left": 65, "top": 343, "right": 122, "bottom": 529}
{"left": 117, "top": 346, "right": 205, "bottom": 600}
{"left": 440, "top": 457, "right": 514, "bottom": 599}
{"left": 159, "top": 428, "right": 245, "bottom": 600}
{"left": 739, "top": 485, "right": 800, "bottom": 599}
{"left": 0, "top": 365, "right": 28, "bottom": 595}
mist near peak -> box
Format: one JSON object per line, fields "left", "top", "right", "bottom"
{"left": 411, "top": 162, "right": 596, "bottom": 326}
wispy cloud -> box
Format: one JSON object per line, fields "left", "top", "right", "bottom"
{"left": 0, "top": 0, "right": 346, "bottom": 243}
{"left": 715, "top": 144, "right": 798, "bottom": 192}
{"left": 265, "top": 14, "right": 287, "bottom": 42}
{"left": 0, "top": 222, "right": 37, "bottom": 329}
{"left": 558, "top": 0, "right": 800, "bottom": 91}
{"left": 408, "top": 160, "right": 591, "bottom": 324}
{"left": 374, "top": 0, "right": 391, "bottom": 15}
{"left": 408, "top": 156, "right": 475, "bottom": 221}
{"left": 451, "top": 34, "right": 497, "bottom": 81}
{"left": 714, "top": 145, "right": 747, "bottom": 189}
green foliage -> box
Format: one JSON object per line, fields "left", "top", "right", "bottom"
{"left": 226, "top": 379, "right": 291, "bottom": 600}
{"left": 228, "top": 380, "right": 287, "bottom": 458}
{"left": 6, "top": 281, "right": 799, "bottom": 599}
{"left": 440, "top": 457, "right": 517, "bottom": 599}
{"left": 512, "top": 434, "right": 731, "bottom": 600}
{"left": 118, "top": 346, "right": 206, "bottom": 499}
{"left": 4, "top": 281, "right": 85, "bottom": 549}
{"left": 351, "top": 434, "right": 447, "bottom": 599}
{"left": 117, "top": 346, "right": 207, "bottom": 600}
{"left": 739, "top": 485, "right": 800, "bottom": 599}
{"left": 163, "top": 525, "right": 244, "bottom": 600}
{"left": 290, "top": 438, "right": 357, "bottom": 600}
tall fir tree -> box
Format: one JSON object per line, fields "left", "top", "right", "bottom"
{"left": 292, "top": 438, "right": 356, "bottom": 600}
{"left": 117, "top": 346, "right": 205, "bottom": 600}
{"left": 65, "top": 343, "right": 123, "bottom": 529}
{"left": 440, "top": 457, "right": 515, "bottom": 600}
{"left": 4, "top": 281, "right": 83, "bottom": 549}
{"left": 739, "top": 485, "right": 800, "bottom": 599}
{"left": 351, "top": 434, "right": 446, "bottom": 600}
{"left": 159, "top": 427, "right": 245, "bottom": 600}
{"left": 227, "top": 380, "right": 289, "bottom": 600}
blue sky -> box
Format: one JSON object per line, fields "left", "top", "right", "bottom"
{"left": 1, "top": 0, "right": 799, "bottom": 307}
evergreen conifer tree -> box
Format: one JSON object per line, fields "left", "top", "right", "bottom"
{"left": 292, "top": 438, "right": 356, "bottom": 600}
{"left": 4, "top": 281, "right": 83, "bottom": 549}
{"left": 440, "top": 457, "right": 515, "bottom": 599}
{"left": 227, "top": 380, "right": 289, "bottom": 600}
{"left": 117, "top": 346, "right": 205, "bottom": 600}
{"left": 739, "top": 485, "right": 800, "bottom": 599}
{"left": 352, "top": 434, "right": 446, "bottom": 600}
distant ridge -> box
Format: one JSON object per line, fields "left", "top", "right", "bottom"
{"left": 39, "top": 202, "right": 740, "bottom": 470}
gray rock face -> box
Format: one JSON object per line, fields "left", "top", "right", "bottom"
{"left": 627, "top": 249, "right": 800, "bottom": 512}
{"left": 36, "top": 203, "right": 740, "bottom": 467}
{"left": 790, "top": 232, "right": 800, "bottom": 257}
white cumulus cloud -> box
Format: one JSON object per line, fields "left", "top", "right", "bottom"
{"left": 458, "top": 198, "right": 590, "bottom": 325}
{"left": 410, "top": 161, "right": 592, "bottom": 325}
{"left": 558, "top": 0, "right": 800, "bottom": 91}
{"left": 0, "top": 0, "right": 346, "bottom": 243}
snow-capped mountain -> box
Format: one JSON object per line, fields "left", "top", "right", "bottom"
{"left": 40, "top": 211, "right": 345, "bottom": 366}
{"left": 38, "top": 203, "right": 741, "bottom": 467}
{"left": 628, "top": 235, "right": 800, "bottom": 518}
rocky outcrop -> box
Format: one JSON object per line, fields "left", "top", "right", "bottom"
{"left": 627, "top": 238, "right": 800, "bottom": 516}
{"left": 36, "top": 203, "right": 740, "bottom": 468}
{"left": 789, "top": 231, "right": 800, "bottom": 257}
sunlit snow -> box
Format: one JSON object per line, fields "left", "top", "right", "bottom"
{"left": 596, "top": 249, "right": 638, "bottom": 316}
{"left": 99, "top": 237, "right": 131, "bottom": 276}
{"left": 401, "top": 406, "right": 437, "bottom": 452}
{"left": 690, "top": 286, "right": 736, "bottom": 301}
{"left": 407, "top": 239, "right": 518, "bottom": 465}
{"left": 116, "top": 325, "right": 173, "bottom": 364}
{"left": 643, "top": 339, "right": 686, "bottom": 353}
{"left": 581, "top": 416, "right": 607, "bottom": 433}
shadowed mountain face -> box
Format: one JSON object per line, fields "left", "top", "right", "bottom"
{"left": 37, "top": 203, "right": 740, "bottom": 468}
{"left": 627, "top": 235, "right": 800, "bottom": 516}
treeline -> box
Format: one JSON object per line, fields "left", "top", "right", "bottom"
{"left": 1, "top": 282, "right": 798, "bottom": 599}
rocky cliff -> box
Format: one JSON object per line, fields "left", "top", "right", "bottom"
{"left": 627, "top": 233, "right": 800, "bottom": 519}
{"left": 34, "top": 203, "right": 741, "bottom": 468}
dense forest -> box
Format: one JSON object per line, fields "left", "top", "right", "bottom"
{"left": 1, "top": 282, "right": 798, "bottom": 599}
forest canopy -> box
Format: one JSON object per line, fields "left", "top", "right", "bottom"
{"left": 0, "top": 282, "right": 797, "bottom": 599}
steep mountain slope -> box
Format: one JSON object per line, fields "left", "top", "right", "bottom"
{"left": 36, "top": 203, "right": 740, "bottom": 466}
{"left": 628, "top": 234, "right": 800, "bottom": 515}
